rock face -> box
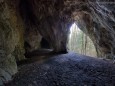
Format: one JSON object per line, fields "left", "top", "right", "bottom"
{"left": 74, "top": 2, "right": 115, "bottom": 58}
{"left": 0, "top": 0, "right": 115, "bottom": 85}
{"left": 24, "top": 28, "right": 42, "bottom": 53}
{"left": 0, "top": 0, "right": 25, "bottom": 85}
{"left": 19, "top": 0, "right": 71, "bottom": 53}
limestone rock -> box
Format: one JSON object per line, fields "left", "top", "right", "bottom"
{"left": 24, "top": 28, "right": 42, "bottom": 53}
{"left": 0, "top": 0, "right": 25, "bottom": 85}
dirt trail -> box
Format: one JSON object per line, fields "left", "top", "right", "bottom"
{"left": 6, "top": 52, "right": 115, "bottom": 86}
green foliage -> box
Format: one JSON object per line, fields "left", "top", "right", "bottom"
{"left": 67, "top": 23, "right": 97, "bottom": 57}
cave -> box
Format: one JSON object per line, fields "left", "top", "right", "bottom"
{"left": 0, "top": 0, "right": 115, "bottom": 86}
{"left": 40, "top": 38, "right": 51, "bottom": 49}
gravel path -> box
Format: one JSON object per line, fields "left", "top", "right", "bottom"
{"left": 6, "top": 52, "right": 115, "bottom": 86}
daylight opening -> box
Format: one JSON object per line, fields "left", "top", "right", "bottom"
{"left": 67, "top": 23, "right": 97, "bottom": 57}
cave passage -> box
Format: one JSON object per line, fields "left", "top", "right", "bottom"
{"left": 40, "top": 38, "right": 51, "bottom": 49}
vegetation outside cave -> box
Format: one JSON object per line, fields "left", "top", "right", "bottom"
{"left": 67, "top": 23, "right": 97, "bottom": 57}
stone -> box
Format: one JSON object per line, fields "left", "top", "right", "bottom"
{"left": 0, "top": 0, "right": 25, "bottom": 84}
{"left": 0, "top": 68, "right": 11, "bottom": 83}
{"left": 24, "top": 28, "right": 42, "bottom": 53}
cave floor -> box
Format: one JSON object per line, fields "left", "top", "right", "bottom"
{"left": 7, "top": 52, "right": 115, "bottom": 86}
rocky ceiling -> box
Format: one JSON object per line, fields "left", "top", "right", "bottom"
{"left": 0, "top": 0, "right": 115, "bottom": 85}
{"left": 18, "top": 0, "right": 115, "bottom": 57}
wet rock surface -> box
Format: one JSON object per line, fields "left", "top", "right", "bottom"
{"left": 7, "top": 52, "right": 115, "bottom": 86}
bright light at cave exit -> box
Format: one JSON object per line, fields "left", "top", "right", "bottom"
{"left": 69, "top": 23, "right": 80, "bottom": 39}
{"left": 68, "top": 23, "right": 97, "bottom": 57}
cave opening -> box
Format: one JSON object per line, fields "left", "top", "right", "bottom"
{"left": 40, "top": 38, "right": 51, "bottom": 49}
{"left": 68, "top": 23, "right": 97, "bottom": 57}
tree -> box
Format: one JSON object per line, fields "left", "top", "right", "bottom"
{"left": 67, "top": 23, "right": 97, "bottom": 57}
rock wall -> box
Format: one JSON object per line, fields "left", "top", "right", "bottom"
{"left": 24, "top": 28, "right": 42, "bottom": 53}
{"left": 72, "top": 1, "right": 115, "bottom": 58}
{"left": 19, "top": 0, "right": 71, "bottom": 53}
{"left": 0, "top": 0, "right": 25, "bottom": 85}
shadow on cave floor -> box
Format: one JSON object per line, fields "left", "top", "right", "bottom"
{"left": 24, "top": 49, "right": 53, "bottom": 58}
{"left": 6, "top": 52, "right": 115, "bottom": 86}
{"left": 17, "top": 49, "right": 67, "bottom": 66}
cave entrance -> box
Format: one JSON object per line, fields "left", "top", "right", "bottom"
{"left": 67, "top": 23, "right": 97, "bottom": 57}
